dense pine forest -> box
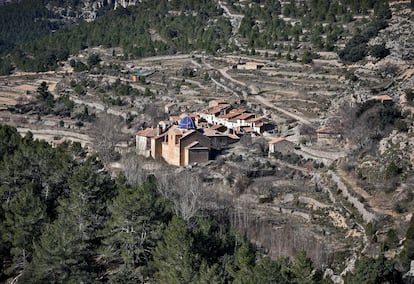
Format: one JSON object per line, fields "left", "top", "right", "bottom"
{"left": 0, "top": 123, "right": 409, "bottom": 283}
{"left": 0, "top": 0, "right": 392, "bottom": 73}
{"left": 0, "top": 124, "right": 315, "bottom": 283}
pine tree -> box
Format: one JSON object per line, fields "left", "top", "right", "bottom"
{"left": 22, "top": 212, "right": 98, "bottom": 283}
{"left": 152, "top": 216, "right": 198, "bottom": 283}
{"left": 59, "top": 157, "right": 116, "bottom": 242}
{"left": 227, "top": 240, "right": 256, "bottom": 283}
{"left": 0, "top": 125, "right": 21, "bottom": 159}
{"left": 290, "top": 249, "right": 314, "bottom": 284}
{"left": 21, "top": 157, "right": 116, "bottom": 282}
{"left": 1, "top": 184, "right": 47, "bottom": 275}
{"left": 251, "top": 256, "right": 291, "bottom": 284}
{"left": 101, "top": 178, "right": 170, "bottom": 281}
{"left": 196, "top": 261, "right": 220, "bottom": 284}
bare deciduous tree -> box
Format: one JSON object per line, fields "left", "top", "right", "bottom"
{"left": 91, "top": 114, "right": 125, "bottom": 165}
{"left": 299, "top": 123, "right": 316, "bottom": 144}
{"left": 121, "top": 153, "right": 149, "bottom": 186}
{"left": 121, "top": 152, "right": 162, "bottom": 186}
{"left": 144, "top": 104, "right": 166, "bottom": 126}
{"left": 155, "top": 169, "right": 205, "bottom": 221}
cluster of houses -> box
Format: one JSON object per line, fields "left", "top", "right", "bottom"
{"left": 133, "top": 86, "right": 398, "bottom": 167}
{"left": 136, "top": 100, "right": 276, "bottom": 166}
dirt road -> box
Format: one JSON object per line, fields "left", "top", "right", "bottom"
{"left": 336, "top": 168, "right": 398, "bottom": 219}
{"left": 254, "top": 95, "right": 314, "bottom": 126}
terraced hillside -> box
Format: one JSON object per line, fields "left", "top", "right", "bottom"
{"left": 0, "top": 0, "right": 414, "bottom": 283}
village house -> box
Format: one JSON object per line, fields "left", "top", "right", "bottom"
{"left": 201, "top": 101, "right": 233, "bottom": 124}
{"left": 236, "top": 61, "right": 265, "bottom": 70}
{"left": 216, "top": 109, "right": 247, "bottom": 128}
{"left": 248, "top": 116, "right": 275, "bottom": 134}
{"left": 159, "top": 116, "right": 211, "bottom": 166}
{"left": 136, "top": 99, "right": 276, "bottom": 166}
{"left": 203, "top": 128, "right": 239, "bottom": 150}
{"left": 136, "top": 127, "right": 158, "bottom": 157}
{"left": 375, "top": 95, "right": 393, "bottom": 106}
{"left": 268, "top": 137, "right": 295, "bottom": 155}
{"left": 199, "top": 100, "right": 276, "bottom": 135}
{"left": 137, "top": 116, "right": 211, "bottom": 167}
{"left": 316, "top": 126, "right": 342, "bottom": 145}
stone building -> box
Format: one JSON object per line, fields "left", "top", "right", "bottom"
{"left": 160, "top": 116, "right": 211, "bottom": 166}
{"left": 136, "top": 127, "right": 158, "bottom": 157}
{"left": 236, "top": 61, "right": 264, "bottom": 70}
{"left": 316, "top": 126, "right": 341, "bottom": 145}
{"left": 268, "top": 138, "right": 294, "bottom": 155}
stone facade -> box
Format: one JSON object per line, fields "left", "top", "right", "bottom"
{"left": 160, "top": 126, "right": 211, "bottom": 166}
{"left": 316, "top": 126, "right": 341, "bottom": 145}
{"left": 269, "top": 138, "right": 294, "bottom": 155}
{"left": 136, "top": 128, "right": 157, "bottom": 157}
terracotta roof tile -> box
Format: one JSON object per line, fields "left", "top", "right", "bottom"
{"left": 211, "top": 124, "right": 226, "bottom": 131}
{"left": 248, "top": 116, "right": 263, "bottom": 123}
{"left": 219, "top": 109, "right": 246, "bottom": 119}
{"left": 375, "top": 95, "right": 393, "bottom": 101}
{"left": 269, "top": 137, "right": 285, "bottom": 144}
{"left": 233, "top": 113, "right": 254, "bottom": 120}
{"left": 316, "top": 126, "right": 340, "bottom": 134}
{"left": 137, "top": 128, "right": 157, "bottom": 137}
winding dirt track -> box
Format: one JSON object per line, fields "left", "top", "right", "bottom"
{"left": 254, "top": 95, "right": 314, "bottom": 126}
{"left": 335, "top": 168, "right": 399, "bottom": 219}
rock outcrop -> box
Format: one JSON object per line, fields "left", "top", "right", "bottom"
{"left": 403, "top": 261, "right": 414, "bottom": 284}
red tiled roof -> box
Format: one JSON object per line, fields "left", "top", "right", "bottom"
{"left": 153, "top": 133, "right": 166, "bottom": 140}
{"left": 248, "top": 116, "right": 263, "bottom": 123}
{"left": 230, "top": 108, "right": 246, "bottom": 113}
{"left": 211, "top": 124, "right": 226, "bottom": 131}
{"left": 269, "top": 137, "right": 285, "bottom": 144}
{"left": 227, "top": 134, "right": 240, "bottom": 140}
{"left": 219, "top": 113, "right": 237, "bottom": 119}
{"left": 233, "top": 113, "right": 254, "bottom": 121}
{"left": 219, "top": 109, "right": 246, "bottom": 119}
{"left": 137, "top": 128, "right": 157, "bottom": 137}
{"left": 316, "top": 126, "right": 340, "bottom": 134}
{"left": 375, "top": 95, "right": 393, "bottom": 101}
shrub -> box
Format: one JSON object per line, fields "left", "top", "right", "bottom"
{"left": 384, "top": 162, "right": 400, "bottom": 179}
{"left": 405, "top": 89, "right": 414, "bottom": 103}
{"left": 369, "top": 44, "right": 390, "bottom": 59}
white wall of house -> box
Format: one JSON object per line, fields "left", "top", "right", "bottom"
{"left": 136, "top": 136, "right": 150, "bottom": 157}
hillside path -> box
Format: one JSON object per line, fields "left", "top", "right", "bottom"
{"left": 335, "top": 168, "right": 398, "bottom": 219}
{"left": 254, "top": 95, "right": 313, "bottom": 126}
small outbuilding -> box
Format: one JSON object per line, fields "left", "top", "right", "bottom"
{"left": 316, "top": 126, "right": 341, "bottom": 145}
{"left": 375, "top": 95, "right": 393, "bottom": 106}
{"left": 268, "top": 138, "right": 294, "bottom": 155}
{"left": 136, "top": 127, "right": 158, "bottom": 157}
